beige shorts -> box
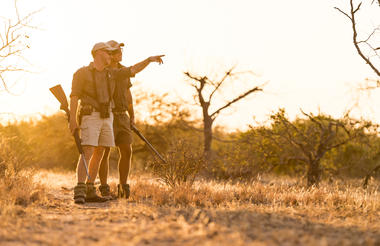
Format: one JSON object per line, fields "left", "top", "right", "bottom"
{"left": 80, "top": 112, "right": 115, "bottom": 147}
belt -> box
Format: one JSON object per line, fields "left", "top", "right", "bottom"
{"left": 113, "top": 110, "right": 127, "bottom": 116}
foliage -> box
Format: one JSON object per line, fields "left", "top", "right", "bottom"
{"left": 260, "top": 109, "right": 375, "bottom": 186}
{"left": 209, "top": 130, "right": 270, "bottom": 181}
{"left": 208, "top": 109, "right": 380, "bottom": 185}
{"left": 132, "top": 90, "right": 203, "bottom": 170}
{"left": 0, "top": 113, "right": 78, "bottom": 170}
{"left": 1, "top": 104, "right": 380, "bottom": 185}
{"left": 29, "top": 114, "right": 79, "bottom": 169}
{"left": 0, "top": 123, "right": 34, "bottom": 172}
{"left": 0, "top": 134, "right": 44, "bottom": 214}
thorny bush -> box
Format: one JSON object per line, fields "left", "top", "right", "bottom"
{"left": 149, "top": 138, "right": 205, "bottom": 188}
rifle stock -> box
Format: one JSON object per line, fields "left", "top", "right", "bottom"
{"left": 49, "top": 84, "right": 89, "bottom": 177}
{"left": 49, "top": 85, "right": 70, "bottom": 120}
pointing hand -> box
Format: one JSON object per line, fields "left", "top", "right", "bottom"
{"left": 149, "top": 55, "right": 165, "bottom": 65}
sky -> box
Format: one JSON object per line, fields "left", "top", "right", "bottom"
{"left": 0, "top": 0, "right": 379, "bottom": 131}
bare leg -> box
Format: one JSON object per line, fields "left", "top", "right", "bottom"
{"left": 99, "top": 147, "right": 110, "bottom": 185}
{"left": 86, "top": 146, "right": 105, "bottom": 184}
{"left": 77, "top": 146, "right": 94, "bottom": 183}
{"left": 118, "top": 143, "right": 132, "bottom": 185}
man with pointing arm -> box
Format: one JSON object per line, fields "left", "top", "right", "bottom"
{"left": 98, "top": 40, "right": 164, "bottom": 199}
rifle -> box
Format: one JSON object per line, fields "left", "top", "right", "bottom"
{"left": 49, "top": 84, "right": 91, "bottom": 179}
{"left": 131, "top": 125, "right": 167, "bottom": 164}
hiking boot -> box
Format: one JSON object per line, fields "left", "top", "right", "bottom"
{"left": 85, "top": 183, "right": 108, "bottom": 203}
{"left": 98, "top": 184, "right": 115, "bottom": 200}
{"left": 117, "top": 184, "right": 130, "bottom": 199}
{"left": 73, "top": 183, "right": 86, "bottom": 204}
{"left": 98, "top": 184, "right": 111, "bottom": 196}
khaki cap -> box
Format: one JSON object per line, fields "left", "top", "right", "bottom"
{"left": 91, "top": 42, "right": 117, "bottom": 55}
{"left": 106, "top": 40, "right": 125, "bottom": 49}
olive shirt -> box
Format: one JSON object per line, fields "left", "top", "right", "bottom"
{"left": 70, "top": 63, "right": 134, "bottom": 109}
{"left": 113, "top": 64, "right": 134, "bottom": 112}
{"left": 112, "top": 64, "right": 135, "bottom": 145}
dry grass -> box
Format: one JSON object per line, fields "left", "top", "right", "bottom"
{"left": 128, "top": 175, "right": 379, "bottom": 218}
{"left": 0, "top": 170, "right": 379, "bottom": 245}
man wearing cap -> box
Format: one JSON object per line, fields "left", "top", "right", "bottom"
{"left": 98, "top": 40, "right": 164, "bottom": 199}
{"left": 69, "top": 42, "right": 120, "bottom": 204}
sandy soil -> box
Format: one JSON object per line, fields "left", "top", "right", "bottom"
{"left": 0, "top": 171, "right": 379, "bottom": 246}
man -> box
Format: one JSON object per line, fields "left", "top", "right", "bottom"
{"left": 70, "top": 42, "right": 119, "bottom": 204}
{"left": 98, "top": 40, "right": 164, "bottom": 199}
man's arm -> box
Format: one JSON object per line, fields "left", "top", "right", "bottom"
{"left": 126, "top": 88, "right": 135, "bottom": 126}
{"left": 69, "top": 96, "right": 79, "bottom": 135}
{"left": 69, "top": 69, "right": 83, "bottom": 135}
{"left": 130, "top": 55, "right": 165, "bottom": 75}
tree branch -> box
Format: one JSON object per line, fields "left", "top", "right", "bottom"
{"left": 0, "top": 0, "right": 40, "bottom": 92}
{"left": 334, "top": 7, "right": 352, "bottom": 20}
{"left": 336, "top": 0, "right": 380, "bottom": 77}
{"left": 210, "top": 86, "right": 262, "bottom": 118}
{"left": 208, "top": 66, "right": 236, "bottom": 102}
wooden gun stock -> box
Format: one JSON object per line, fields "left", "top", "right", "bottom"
{"left": 49, "top": 84, "right": 89, "bottom": 178}
{"left": 49, "top": 85, "right": 70, "bottom": 120}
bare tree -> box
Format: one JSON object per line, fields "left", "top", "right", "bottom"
{"left": 0, "top": 0, "right": 39, "bottom": 93}
{"left": 257, "top": 109, "right": 372, "bottom": 186}
{"left": 184, "top": 67, "right": 263, "bottom": 159}
{"left": 335, "top": 0, "right": 380, "bottom": 80}
{"left": 335, "top": 0, "right": 380, "bottom": 186}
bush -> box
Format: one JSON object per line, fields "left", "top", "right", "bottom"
{"left": 209, "top": 110, "right": 379, "bottom": 184}
{"left": 149, "top": 138, "right": 205, "bottom": 188}
{"left": 0, "top": 134, "right": 45, "bottom": 214}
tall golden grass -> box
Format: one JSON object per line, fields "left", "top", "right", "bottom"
{"left": 125, "top": 174, "right": 379, "bottom": 225}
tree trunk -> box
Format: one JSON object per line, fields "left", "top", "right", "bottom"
{"left": 203, "top": 116, "right": 213, "bottom": 160}
{"left": 307, "top": 160, "right": 321, "bottom": 187}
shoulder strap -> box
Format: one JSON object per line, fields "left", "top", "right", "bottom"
{"left": 91, "top": 69, "right": 112, "bottom": 104}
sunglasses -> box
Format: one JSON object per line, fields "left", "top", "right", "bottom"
{"left": 110, "top": 48, "right": 123, "bottom": 55}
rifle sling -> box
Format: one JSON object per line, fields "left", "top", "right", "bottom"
{"left": 91, "top": 69, "right": 112, "bottom": 106}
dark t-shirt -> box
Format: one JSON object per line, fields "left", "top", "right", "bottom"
{"left": 113, "top": 64, "right": 134, "bottom": 112}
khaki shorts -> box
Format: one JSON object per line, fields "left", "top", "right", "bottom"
{"left": 80, "top": 112, "right": 115, "bottom": 147}
{"left": 113, "top": 113, "right": 133, "bottom": 146}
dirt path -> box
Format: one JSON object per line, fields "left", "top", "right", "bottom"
{"left": 0, "top": 172, "right": 379, "bottom": 246}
